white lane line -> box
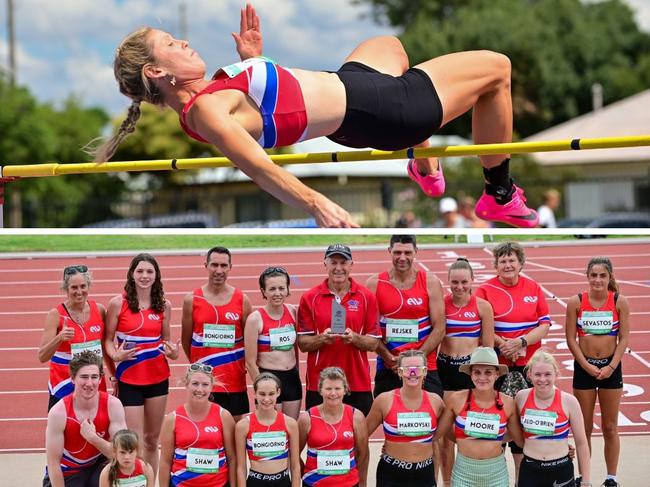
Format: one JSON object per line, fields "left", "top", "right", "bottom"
{"left": 630, "top": 350, "right": 650, "bottom": 369}
{"left": 526, "top": 260, "right": 650, "bottom": 289}
{"left": 418, "top": 261, "right": 431, "bottom": 272}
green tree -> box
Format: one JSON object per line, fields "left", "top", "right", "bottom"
{"left": 0, "top": 72, "right": 123, "bottom": 227}
{"left": 357, "top": 0, "right": 650, "bottom": 137}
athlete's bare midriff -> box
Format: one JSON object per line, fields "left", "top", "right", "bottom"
{"left": 290, "top": 69, "right": 347, "bottom": 139}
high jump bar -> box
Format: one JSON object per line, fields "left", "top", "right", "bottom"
{"left": 1, "top": 135, "right": 649, "bottom": 178}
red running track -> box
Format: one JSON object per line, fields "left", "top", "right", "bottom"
{"left": 1, "top": 240, "right": 649, "bottom": 453}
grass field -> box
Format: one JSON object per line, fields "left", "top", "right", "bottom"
{"left": 0, "top": 233, "right": 594, "bottom": 252}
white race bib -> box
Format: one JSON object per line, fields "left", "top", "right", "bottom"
{"left": 465, "top": 411, "right": 500, "bottom": 439}
{"left": 397, "top": 412, "right": 431, "bottom": 436}
{"left": 385, "top": 319, "right": 419, "bottom": 343}
{"left": 252, "top": 431, "right": 287, "bottom": 457}
{"left": 220, "top": 56, "right": 274, "bottom": 78}
{"left": 70, "top": 339, "right": 103, "bottom": 359}
{"left": 269, "top": 326, "right": 296, "bottom": 351}
{"left": 522, "top": 409, "right": 557, "bottom": 435}
{"left": 117, "top": 475, "right": 147, "bottom": 487}
{"left": 186, "top": 448, "right": 220, "bottom": 473}
{"left": 316, "top": 450, "right": 350, "bottom": 475}
{"left": 203, "top": 324, "right": 235, "bottom": 348}
{"left": 581, "top": 311, "right": 614, "bottom": 335}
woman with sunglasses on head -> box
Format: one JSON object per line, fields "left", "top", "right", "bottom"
{"left": 38, "top": 264, "right": 109, "bottom": 410}
{"left": 245, "top": 267, "right": 302, "bottom": 420}
{"left": 436, "top": 347, "right": 523, "bottom": 487}
{"left": 366, "top": 350, "right": 445, "bottom": 487}
{"left": 565, "top": 257, "right": 629, "bottom": 487}
{"left": 159, "top": 363, "right": 237, "bottom": 486}
{"left": 515, "top": 350, "right": 591, "bottom": 487}
{"left": 104, "top": 253, "right": 180, "bottom": 474}
{"left": 298, "top": 367, "right": 369, "bottom": 487}
{"left": 437, "top": 257, "right": 494, "bottom": 486}
{"left": 235, "top": 372, "right": 301, "bottom": 487}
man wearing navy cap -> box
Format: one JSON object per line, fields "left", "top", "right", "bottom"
{"left": 297, "top": 244, "right": 381, "bottom": 415}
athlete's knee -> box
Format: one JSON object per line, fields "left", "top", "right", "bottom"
{"left": 480, "top": 50, "right": 511, "bottom": 87}
{"left": 378, "top": 35, "right": 409, "bottom": 71}
{"left": 142, "top": 431, "right": 160, "bottom": 452}
{"left": 601, "top": 420, "right": 619, "bottom": 439}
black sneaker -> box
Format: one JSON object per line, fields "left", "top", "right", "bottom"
{"left": 602, "top": 479, "right": 619, "bottom": 487}
{"left": 575, "top": 477, "right": 582, "bottom": 487}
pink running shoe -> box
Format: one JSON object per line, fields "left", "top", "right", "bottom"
{"left": 475, "top": 185, "right": 539, "bottom": 228}
{"left": 407, "top": 159, "right": 445, "bottom": 197}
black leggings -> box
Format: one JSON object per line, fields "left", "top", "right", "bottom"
{"left": 376, "top": 454, "right": 436, "bottom": 487}
{"left": 518, "top": 455, "right": 574, "bottom": 487}
{"left": 247, "top": 469, "right": 291, "bottom": 487}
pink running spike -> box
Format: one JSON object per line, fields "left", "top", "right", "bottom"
{"left": 407, "top": 159, "right": 445, "bottom": 197}
{"left": 475, "top": 185, "right": 539, "bottom": 228}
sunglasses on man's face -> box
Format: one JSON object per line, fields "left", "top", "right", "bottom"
{"left": 63, "top": 265, "right": 88, "bottom": 277}
{"left": 189, "top": 363, "right": 214, "bottom": 374}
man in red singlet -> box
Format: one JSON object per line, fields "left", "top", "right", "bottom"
{"left": 366, "top": 235, "right": 445, "bottom": 398}
{"left": 297, "top": 244, "right": 381, "bottom": 416}
{"left": 44, "top": 351, "right": 126, "bottom": 487}
{"left": 181, "top": 246, "right": 252, "bottom": 420}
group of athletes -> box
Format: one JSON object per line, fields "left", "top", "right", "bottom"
{"left": 38, "top": 238, "right": 630, "bottom": 487}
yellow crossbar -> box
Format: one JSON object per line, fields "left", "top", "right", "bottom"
{"left": 2, "top": 135, "right": 649, "bottom": 178}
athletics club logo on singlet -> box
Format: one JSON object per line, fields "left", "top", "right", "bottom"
{"left": 204, "top": 426, "right": 219, "bottom": 433}
{"left": 148, "top": 313, "right": 161, "bottom": 321}
{"left": 523, "top": 296, "right": 538, "bottom": 304}
{"left": 343, "top": 431, "right": 353, "bottom": 438}
{"left": 464, "top": 311, "right": 477, "bottom": 318}
{"left": 407, "top": 298, "right": 423, "bottom": 306}
{"left": 225, "top": 312, "right": 240, "bottom": 321}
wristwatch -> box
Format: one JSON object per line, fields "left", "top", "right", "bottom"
{"left": 520, "top": 336, "right": 528, "bottom": 348}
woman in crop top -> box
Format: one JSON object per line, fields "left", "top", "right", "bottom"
{"left": 159, "top": 363, "right": 237, "bottom": 487}
{"left": 366, "top": 350, "right": 444, "bottom": 487}
{"left": 437, "top": 347, "right": 522, "bottom": 487}
{"left": 565, "top": 257, "right": 629, "bottom": 487}
{"left": 437, "top": 257, "right": 494, "bottom": 486}
{"left": 38, "top": 264, "right": 108, "bottom": 410}
{"left": 514, "top": 350, "right": 590, "bottom": 487}
{"left": 244, "top": 267, "right": 301, "bottom": 420}
{"left": 235, "top": 373, "right": 300, "bottom": 487}
{"left": 98, "top": 4, "right": 537, "bottom": 229}
{"left": 104, "top": 253, "right": 180, "bottom": 475}
{"left": 298, "top": 367, "right": 369, "bottom": 487}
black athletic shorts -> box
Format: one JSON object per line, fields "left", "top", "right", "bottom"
{"left": 259, "top": 366, "right": 303, "bottom": 403}
{"left": 518, "top": 454, "right": 574, "bottom": 487}
{"left": 377, "top": 454, "right": 436, "bottom": 487}
{"left": 573, "top": 356, "right": 623, "bottom": 390}
{"left": 373, "top": 369, "right": 443, "bottom": 398}
{"left": 327, "top": 61, "right": 444, "bottom": 150}
{"left": 436, "top": 353, "right": 473, "bottom": 391}
{"left": 247, "top": 469, "right": 291, "bottom": 487}
{"left": 118, "top": 379, "right": 168, "bottom": 407}
{"left": 305, "top": 390, "right": 373, "bottom": 416}
{"left": 209, "top": 391, "right": 250, "bottom": 416}
{"left": 43, "top": 458, "right": 106, "bottom": 486}
{"left": 48, "top": 394, "right": 62, "bottom": 412}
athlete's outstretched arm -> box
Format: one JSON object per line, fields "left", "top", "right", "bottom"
{"left": 232, "top": 3, "right": 263, "bottom": 61}
{"left": 189, "top": 96, "right": 357, "bottom": 227}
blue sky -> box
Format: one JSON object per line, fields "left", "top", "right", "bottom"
{"left": 1, "top": 0, "right": 648, "bottom": 118}
{"left": 0, "top": 0, "right": 397, "bottom": 115}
